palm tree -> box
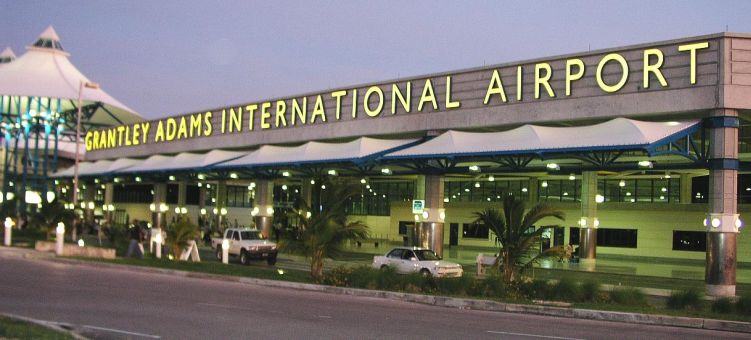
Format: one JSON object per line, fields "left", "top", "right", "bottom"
{"left": 166, "top": 216, "right": 201, "bottom": 259}
{"left": 473, "top": 196, "right": 565, "bottom": 283}
{"left": 281, "top": 180, "right": 369, "bottom": 280}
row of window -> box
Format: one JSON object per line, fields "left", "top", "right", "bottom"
{"left": 346, "top": 181, "right": 414, "bottom": 216}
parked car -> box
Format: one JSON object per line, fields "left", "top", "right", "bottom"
{"left": 372, "top": 247, "right": 463, "bottom": 277}
{"left": 212, "top": 228, "right": 278, "bottom": 265}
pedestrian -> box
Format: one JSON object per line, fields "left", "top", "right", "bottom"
{"left": 125, "top": 219, "right": 144, "bottom": 259}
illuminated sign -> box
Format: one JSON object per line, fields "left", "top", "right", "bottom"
{"left": 86, "top": 41, "right": 710, "bottom": 152}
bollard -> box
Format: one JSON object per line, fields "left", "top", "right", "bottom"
{"left": 3, "top": 217, "right": 12, "bottom": 246}
{"left": 222, "top": 239, "right": 229, "bottom": 264}
{"left": 55, "top": 222, "right": 65, "bottom": 256}
{"left": 154, "top": 230, "right": 163, "bottom": 259}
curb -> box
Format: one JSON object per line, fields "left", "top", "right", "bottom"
{"left": 3, "top": 246, "right": 750, "bottom": 334}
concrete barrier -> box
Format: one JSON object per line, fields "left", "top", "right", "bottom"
{"left": 35, "top": 241, "right": 116, "bottom": 259}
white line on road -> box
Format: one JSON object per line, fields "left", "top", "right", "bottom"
{"left": 317, "top": 315, "right": 333, "bottom": 319}
{"left": 82, "top": 325, "right": 161, "bottom": 339}
{"left": 486, "top": 330, "right": 584, "bottom": 340}
{"left": 197, "top": 302, "right": 256, "bottom": 311}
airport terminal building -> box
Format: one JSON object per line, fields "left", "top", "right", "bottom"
{"left": 54, "top": 33, "right": 751, "bottom": 296}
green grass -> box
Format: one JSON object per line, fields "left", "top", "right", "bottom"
{"left": 79, "top": 256, "right": 315, "bottom": 284}
{"left": 0, "top": 316, "right": 74, "bottom": 340}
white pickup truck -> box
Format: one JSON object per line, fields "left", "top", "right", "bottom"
{"left": 372, "top": 247, "right": 463, "bottom": 278}
{"left": 212, "top": 228, "right": 278, "bottom": 265}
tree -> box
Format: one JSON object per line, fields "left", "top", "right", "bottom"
{"left": 473, "top": 196, "right": 565, "bottom": 283}
{"left": 166, "top": 216, "right": 200, "bottom": 259}
{"left": 28, "top": 199, "right": 75, "bottom": 240}
{"left": 281, "top": 180, "right": 369, "bottom": 280}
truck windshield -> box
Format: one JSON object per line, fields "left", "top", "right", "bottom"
{"left": 240, "top": 231, "right": 262, "bottom": 240}
{"left": 414, "top": 250, "right": 440, "bottom": 261}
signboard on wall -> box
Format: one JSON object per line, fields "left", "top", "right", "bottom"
{"left": 412, "top": 200, "right": 425, "bottom": 214}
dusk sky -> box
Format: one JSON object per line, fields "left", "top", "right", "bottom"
{"left": 2, "top": 1, "right": 751, "bottom": 119}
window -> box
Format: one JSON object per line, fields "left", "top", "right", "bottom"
{"left": 387, "top": 248, "right": 404, "bottom": 259}
{"left": 673, "top": 231, "right": 706, "bottom": 252}
{"left": 463, "top": 222, "right": 489, "bottom": 239}
{"left": 346, "top": 181, "right": 414, "bottom": 216}
{"left": 186, "top": 185, "right": 200, "bottom": 205}
{"left": 232, "top": 231, "right": 240, "bottom": 240}
{"left": 597, "top": 228, "right": 637, "bottom": 248}
{"left": 444, "top": 179, "right": 529, "bottom": 203}
{"left": 113, "top": 184, "right": 153, "bottom": 203}
{"left": 569, "top": 227, "right": 580, "bottom": 245}
{"left": 398, "top": 221, "right": 414, "bottom": 235}
{"left": 402, "top": 250, "right": 415, "bottom": 260}
{"left": 166, "top": 184, "right": 178, "bottom": 204}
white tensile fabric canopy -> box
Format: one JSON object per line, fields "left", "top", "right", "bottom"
{"left": 51, "top": 157, "right": 140, "bottom": 178}
{"left": 0, "top": 47, "right": 16, "bottom": 65}
{"left": 118, "top": 150, "right": 247, "bottom": 174}
{"left": 0, "top": 26, "right": 141, "bottom": 126}
{"left": 8, "top": 137, "right": 85, "bottom": 160}
{"left": 219, "top": 137, "right": 419, "bottom": 168}
{"left": 385, "top": 118, "right": 699, "bottom": 159}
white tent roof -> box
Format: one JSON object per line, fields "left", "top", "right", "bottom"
{"left": 0, "top": 26, "right": 141, "bottom": 126}
{"left": 7, "top": 137, "right": 85, "bottom": 160}
{"left": 219, "top": 137, "right": 418, "bottom": 168}
{"left": 118, "top": 150, "right": 246, "bottom": 173}
{"left": 386, "top": 118, "right": 699, "bottom": 159}
{"left": 0, "top": 47, "right": 15, "bottom": 64}
{"left": 51, "top": 157, "right": 140, "bottom": 178}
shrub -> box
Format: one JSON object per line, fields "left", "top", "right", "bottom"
{"left": 349, "top": 266, "right": 379, "bottom": 289}
{"left": 711, "top": 297, "right": 734, "bottom": 314}
{"left": 519, "top": 279, "right": 551, "bottom": 300}
{"left": 435, "top": 276, "right": 474, "bottom": 296}
{"left": 666, "top": 289, "right": 703, "bottom": 310}
{"left": 481, "top": 273, "right": 508, "bottom": 298}
{"left": 736, "top": 294, "right": 751, "bottom": 315}
{"left": 580, "top": 280, "right": 602, "bottom": 302}
{"left": 609, "top": 287, "right": 647, "bottom": 306}
{"left": 551, "top": 278, "right": 582, "bottom": 302}
{"left": 322, "top": 265, "right": 353, "bottom": 286}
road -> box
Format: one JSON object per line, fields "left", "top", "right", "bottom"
{"left": 0, "top": 256, "right": 746, "bottom": 340}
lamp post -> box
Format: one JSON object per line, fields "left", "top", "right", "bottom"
{"left": 4, "top": 217, "right": 13, "bottom": 246}
{"left": 72, "top": 81, "right": 99, "bottom": 206}
{"left": 55, "top": 222, "right": 65, "bottom": 256}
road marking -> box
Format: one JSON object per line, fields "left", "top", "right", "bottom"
{"left": 197, "top": 302, "right": 256, "bottom": 311}
{"left": 82, "top": 325, "right": 161, "bottom": 339}
{"left": 486, "top": 331, "right": 584, "bottom": 340}
{"left": 317, "top": 315, "right": 332, "bottom": 319}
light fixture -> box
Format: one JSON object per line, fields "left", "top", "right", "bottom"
{"left": 230, "top": 173, "right": 238, "bottom": 179}
{"left": 174, "top": 207, "right": 180, "bottom": 214}
{"left": 439, "top": 211, "right": 446, "bottom": 220}
{"left": 310, "top": 179, "right": 316, "bottom": 185}
{"left": 474, "top": 182, "right": 480, "bottom": 188}
{"left": 546, "top": 163, "right": 560, "bottom": 170}
{"left": 198, "top": 183, "right": 203, "bottom": 188}
{"left": 206, "top": 184, "right": 211, "bottom": 189}
{"left": 327, "top": 169, "right": 337, "bottom": 176}
{"left": 360, "top": 178, "right": 367, "bottom": 184}
{"left": 638, "top": 160, "right": 653, "bottom": 168}
{"left": 135, "top": 176, "right": 142, "bottom": 182}
{"left": 568, "top": 174, "right": 575, "bottom": 181}
{"left": 381, "top": 168, "right": 392, "bottom": 175}
{"left": 443, "top": 198, "right": 449, "bottom": 203}
{"left": 197, "top": 174, "right": 206, "bottom": 180}
{"left": 282, "top": 171, "right": 290, "bottom": 177}
{"left": 266, "top": 207, "right": 274, "bottom": 215}
{"left": 595, "top": 194, "right": 605, "bottom": 203}
{"left": 736, "top": 218, "right": 743, "bottom": 229}
{"left": 711, "top": 218, "right": 721, "bottom": 228}
{"left": 626, "top": 192, "right": 632, "bottom": 196}
{"left": 619, "top": 180, "right": 626, "bottom": 187}
{"left": 522, "top": 187, "right": 528, "bottom": 193}
{"left": 414, "top": 214, "right": 420, "bottom": 222}
{"left": 661, "top": 187, "right": 667, "bottom": 192}
{"left": 468, "top": 165, "right": 480, "bottom": 172}
{"left": 87, "top": 201, "right": 95, "bottom": 210}
{"left": 220, "top": 208, "right": 228, "bottom": 215}
{"left": 200, "top": 208, "right": 207, "bottom": 215}
{"left": 282, "top": 184, "right": 288, "bottom": 191}
{"left": 251, "top": 207, "right": 259, "bottom": 216}
{"left": 421, "top": 211, "right": 429, "bottom": 219}
{"left": 464, "top": 188, "right": 470, "bottom": 192}
{"left": 213, "top": 208, "right": 218, "bottom": 214}
{"left": 321, "top": 185, "right": 326, "bottom": 190}
{"left": 541, "top": 181, "right": 548, "bottom": 188}
{"left": 56, "top": 222, "right": 65, "bottom": 235}
{"left": 169, "top": 175, "right": 175, "bottom": 181}
{"left": 149, "top": 203, "right": 156, "bottom": 212}
{"left": 488, "top": 175, "right": 495, "bottom": 182}
{"left": 366, "top": 184, "right": 371, "bottom": 189}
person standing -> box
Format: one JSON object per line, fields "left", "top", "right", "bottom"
{"left": 125, "top": 219, "right": 144, "bottom": 259}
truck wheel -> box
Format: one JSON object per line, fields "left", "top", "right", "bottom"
{"left": 380, "top": 265, "right": 388, "bottom": 270}
{"left": 267, "top": 255, "right": 277, "bottom": 266}
{"left": 215, "top": 247, "right": 222, "bottom": 261}
{"left": 240, "top": 250, "right": 250, "bottom": 265}
{"left": 420, "top": 269, "right": 432, "bottom": 277}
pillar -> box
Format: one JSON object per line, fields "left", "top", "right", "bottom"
{"left": 253, "top": 179, "right": 274, "bottom": 238}
{"left": 705, "top": 109, "right": 740, "bottom": 297}
{"left": 103, "top": 183, "right": 114, "bottom": 224}
{"left": 152, "top": 183, "right": 167, "bottom": 229}
{"left": 198, "top": 185, "right": 206, "bottom": 225}
{"left": 680, "top": 174, "right": 693, "bottom": 204}
{"left": 579, "top": 171, "right": 598, "bottom": 262}
{"left": 83, "top": 181, "right": 95, "bottom": 225}
{"left": 527, "top": 178, "right": 539, "bottom": 204}
{"left": 216, "top": 180, "right": 227, "bottom": 231}
{"left": 416, "top": 174, "right": 446, "bottom": 257}
{"left": 177, "top": 181, "right": 187, "bottom": 218}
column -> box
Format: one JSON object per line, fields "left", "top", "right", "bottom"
{"left": 177, "top": 181, "right": 187, "bottom": 218}
{"left": 253, "top": 179, "right": 274, "bottom": 238}
{"left": 705, "top": 109, "right": 740, "bottom": 297}
{"left": 216, "top": 180, "right": 227, "bottom": 232}
{"left": 198, "top": 185, "right": 206, "bottom": 224}
{"left": 83, "top": 181, "right": 96, "bottom": 225}
{"left": 152, "top": 183, "right": 167, "bottom": 229}
{"left": 527, "top": 178, "right": 539, "bottom": 204}
{"left": 417, "top": 174, "right": 446, "bottom": 257}
{"left": 680, "top": 174, "right": 693, "bottom": 204}
{"left": 579, "top": 171, "right": 598, "bottom": 262}
{"left": 103, "top": 183, "right": 114, "bottom": 224}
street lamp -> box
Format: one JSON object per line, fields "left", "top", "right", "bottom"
{"left": 72, "top": 81, "right": 99, "bottom": 206}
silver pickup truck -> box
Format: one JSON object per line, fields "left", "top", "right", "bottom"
{"left": 212, "top": 228, "right": 278, "bottom": 265}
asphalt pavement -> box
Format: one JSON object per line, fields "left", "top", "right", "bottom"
{"left": 0, "top": 255, "right": 747, "bottom": 340}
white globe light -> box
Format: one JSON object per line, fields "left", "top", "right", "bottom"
{"left": 711, "top": 218, "right": 721, "bottom": 228}
{"left": 267, "top": 207, "right": 274, "bottom": 215}
{"left": 595, "top": 194, "right": 605, "bottom": 203}
{"left": 736, "top": 218, "right": 743, "bottom": 229}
